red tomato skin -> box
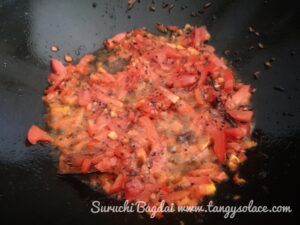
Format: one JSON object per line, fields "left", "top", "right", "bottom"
{"left": 211, "top": 130, "right": 227, "bottom": 163}
{"left": 27, "top": 125, "right": 53, "bottom": 144}
{"left": 225, "top": 128, "right": 246, "bottom": 139}
{"left": 224, "top": 69, "right": 235, "bottom": 93}
{"left": 228, "top": 110, "right": 253, "bottom": 122}
{"left": 81, "top": 158, "right": 92, "bottom": 173}
{"left": 51, "top": 58, "right": 66, "bottom": 75}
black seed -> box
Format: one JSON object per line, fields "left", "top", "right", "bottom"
{"left": 190, "top": 11, "right": 198, "bottom": 17}
{"left": 274, "top": 86, "right": 285, "bottom": 92}
{"left": 168, "top": 4, "right": 174, "bottom": 13}
{"left": 162, "top": 2, "right": 169, "bottom": 8}
{"left": 92, "top": 2, "right": 97, "bottom": 8}
{"left": 282, "top": 112, "right": 294, "bottom": 117}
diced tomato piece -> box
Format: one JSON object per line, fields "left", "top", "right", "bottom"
{"left": 223, "top": 69, "right": 235, "bottom": 92}
{"left": 225, "top": 128, "right": 246, "bottom": 139}
{"left": 105, "top": 32, "right": 127, "bottom": 49}
{"left": 109, "top": 174, "right": 126, "bottom": 193}
{"left": 78, "top": 90, "right": 91, "bottom": 106}
{"left": 210, "top": 130, "right": 226, "bottom": 163}
{"left": 139, "top": 116, "right": 159, "bottom": 145}
{"left": 27, "top": 125, "right": 53, "bottom": 144}
{"left": 51, "top": 58, "right": 66, "bottom": 75}
{"left": 227, "top": 85, "right": 251, "bottom": 109}
{"left": 173, "top": 74, "right": 198, "bottom": 88}
{"left": 228, "top": 110, "right": 253, "bottom": 122}
{"left": 45, "top": 59, "right": 72, "bottom": 94}
{"left": 76, "top": 54, "right": 95, "bottom": 75}
{"left": 194, "top": 88, "right": 205, "bottom": 105}
{"left": 163, "top": 45, "right": 182, "bottom": 58}
{"left": 94, "top": 156, "right": 118, "bottom": 172}
{"left": 125, "top": 179, "right": 144, "bottom": 200}
{"left": 95, "top": 92, "right": 124, "bottom": 108}
{"left": 176, "top": 100, "right": 194, "bottom": 115}
{"left": 81, "top": 158, "right": 92, "bottom": 173}
{"left": 193, "top": 26, "right": 210, "bottom": 49}
{"left": 186, "top": 176, "right": 211, "bottom": 185}
{"left": 203, "top": 86, "right": 217, "bottom": 103}
{"left": 158, "top": 86, "right": 179, "bottom": 103}
{"left": 208, "top": 54, "right": 226, "bottom": 69}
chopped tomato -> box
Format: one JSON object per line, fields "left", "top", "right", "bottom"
{"left": 173, "top": 74, "right": 198, "bottom": 88}
{"left": 210, "top": 130, "right": 227, "bottom": 163}
{"left": 31, "top": 25, "right": 256, "bottom": 215}
{"left": 109, "top": 174, "right": 126, "bottom": 193}
{"left": 51, "top": 58, "right": 66, "bottom": 75}
{"left": 81, "top": 158, "right": 92, "bottom": 173}
{"left": 193, "top": 26, "right": 210, "bottom": 49}
{"left": 224, "top": 69, "right": 234, "bottom": 93}
{"left": 27, "top": 125, "right": 53, "bottom": 144}
{"left": 78, "top": 90, "right": 91, "bottom": 106}
{"left": 125, "top": 179, "right": 144, "bottom": 200}
{"left": 225, "top": 128, "right": 246, "bottom": 139}
{"left": 139, "top": 116, "right": 159, "bottom": 145}
{"left": 105, "top": 32, "right": 127, "bottom": 49}
{"left": 176, "top": 100, "right": 194, "bottom": 115}
{"left": 227, "top": 110, "right": 253, "bottom": 122}
{"left": 227, "top": 85, "right": 251, "bottom": 109}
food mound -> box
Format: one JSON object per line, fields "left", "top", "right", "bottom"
{"left": 28, "top": 25, "right": 256, "bottom": 212}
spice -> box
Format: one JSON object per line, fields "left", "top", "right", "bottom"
{"left": 203, "top": 2, "right": 212, "bottom": 9}
{"left": 108, "top": 131, "right": 118, "bottom": 140}
{"left": 92, "top": 2, "right": 97, "bottom": 8}
{"left": 264, "top": 61, "right": 272, "bottom": 69}
{"left": 127, "top": 0, "right": 137, "bottom": 10}
{"left": 258, "top": 43, "right": 264, "bottom": 49}
{"left": 64, "top": 54, "right": 73, "bottom": 63}
{"left": 248, "top": 45, "right": 255, "bottom": 51}
{"left": 168, "top": 4, "right": 174, "bottom": 13}
{"left": 162, "top": 2, "right": 169, "bottom": 8}
{"left": 50, "top": 45, "right": 59, "bottom": 52}
{"left": 156, "top": 23, "right": 167, "bottom": 33}
{"left": 253, "top": 71, "right": 260, "bottom": 79}
{"left": 248, "top": 26, "right": 255, "bottom": 33}
{"left": 149, "top": 5, "right": 156, "bottom": 12}
{"left": 274, "top": 86, "right": 285, "bottom": 92}
{"left": 190, "top": 12, "right": 198, "bottom": 17}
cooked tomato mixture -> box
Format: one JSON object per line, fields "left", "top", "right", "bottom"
{"left": 28, "top": 25, "right": 256, "bottom": 212}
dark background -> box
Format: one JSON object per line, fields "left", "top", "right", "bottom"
{"left": 0, "top": 0, "right": 299, "bottom": 224}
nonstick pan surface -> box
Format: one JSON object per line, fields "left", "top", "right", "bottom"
{"left": 0, "top": 0, "right": 299, "bottom": 224}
